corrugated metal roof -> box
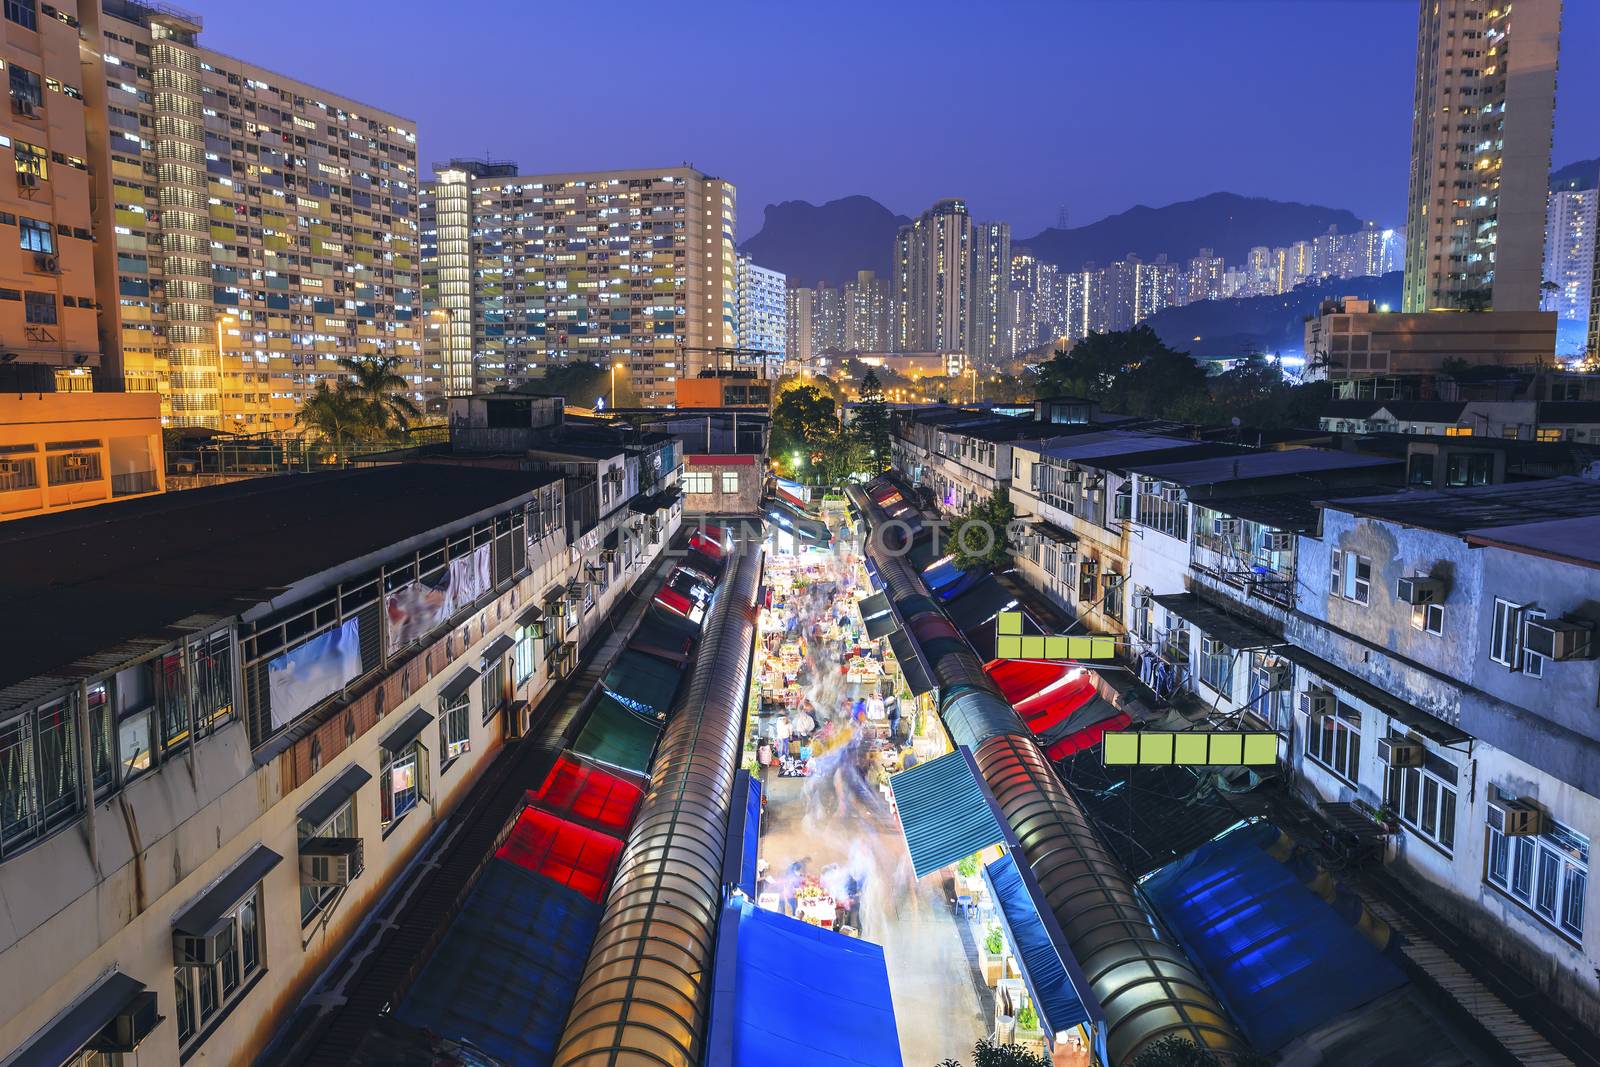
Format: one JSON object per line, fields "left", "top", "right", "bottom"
{"left": 889, "top": 748, "right": 1011, "bottom": 879}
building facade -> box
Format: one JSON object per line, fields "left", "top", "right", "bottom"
{"left": 0, "top": 386, "right": 164, "bottom": 520}
{"left": 843, "top": 268, "right": 892, "bottom": 354}
{"left": 1542, "top": 184, "right": 1595, "bottom": 324}
{"left": 420, "top": 162, "right": 737, "bottom": 406}
{"left": 971, "top": 220, "right": 1011, "bottom": 366}
{"left": 102, "top": 2, "right": 421, "bottom": 430}
{"left": 734, "top": 253, "right": 785, "bottom": 376}
{"left": 1402, "top": 0, "right": 1561, "bottom": 312}
{"left": 895, "top": 198, "right": 973, "bottom": 355}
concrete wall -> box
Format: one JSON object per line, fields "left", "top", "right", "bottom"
{"left": 0, "top": 509, "right": 682, "bottom": 1065}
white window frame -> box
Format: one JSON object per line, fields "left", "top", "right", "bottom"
{"left": 1387, "top": 758, "right": 1457, "bottom": 854}
{"left": 380, "top": 739, "right": 429, "bottom": 830}
{"left": 720, "top": 470, "right": 739, "bottom": 495}
{"left": 682, "top": 470, "right": 713, "bottom": 494}
{"left": 1330, "top": 549, "right": 1371, "bottom": 605}
{"left": 1486, "top": 806, "right": 1588, "bottom": 941}
{"left": 174, "top": 885, "right": 265, "bottom": 1050}
{"left": 299, "top": 799, "right": 357, "bottom": 923}
{"left": 1411, "top": 601, "right": 1445, "bottom": 636}
{"left": 439, "top": 692, "right": 471, "bottom": 766}
{"left": 1305, "top": 702, "right": 1361, "bottom": 784}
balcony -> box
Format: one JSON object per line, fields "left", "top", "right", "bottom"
{"left": 1190, "top": 535, "right": 1294, "bottom": 610}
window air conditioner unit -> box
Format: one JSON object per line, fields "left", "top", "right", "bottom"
{"left": 1488, "top": 797, "right": 1544, "bottom": 837}
{"left": 1395, "top": 576, "right": 1445, "bottom": 605}
{"left": 504, "top": 699, "right": 533, "bottom": 740}
{"left": 1376, "top": 736, "right": 1424, "bottom": 767}
{"left": 1062, "top": 468, "right": 1081, "bottom": 484}
{"left": 1201, "top": 635, "right": 1226, "bottom": 657}
{"left": 16, "top": 171, "right": 37, "bottom": 189}
{"left": 86, "top": 991, "right": 161, "bottom": 1054}
{"left": 1523, "top": 616, "right": 1594, "bottom": 661}
{"left": 1213, "top": 517, "right": 1241, "bottom": 537}
{"left": 1298, "top": 686, "right": 1335, "bottom": 718}
{"left": 174, "top": 923, "right": 233, "bottom": 967}
{"left": 299, "top": 836, "right": 364, "bottom": 888}
{"left": 12, "top": 96, "right": 37, "bottom": 117}
{"left": 1262, "top": 658, "right": 1291, "bottom": 691}
{"left": 33, "top": 253, "right": 59, "bottom": 274}
{"left": 1163, "top": 486, "right": 1183, "bottom": 502}
{"left": 1264, "top": 531, "right": 1294, "bottom": 551}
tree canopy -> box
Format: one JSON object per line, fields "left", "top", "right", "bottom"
{"left": 855, "top": 369, "right": 892, "bottom": 475}
{"left": 1034, "top": 326, "right": 1325, "bottom": 431}
{"left": 771, "top": 384, "right": 838, "bottom": 478}
{"left": 949, "top": 486, "right": 1017, "bottom": 572}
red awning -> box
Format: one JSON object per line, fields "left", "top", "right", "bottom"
{"left": 985, "top": 659, "right": 1070, "bottom": 704}
{"left": 1017, "top": 674, "right": 1098, "bottom": 733}
{"left": 776, "top": 487, "right": 809, "bottom": 512}
{"left": 531, "top": 754, "right": 647, "bottom": 837}
{"left": 1046, "top": 712, "right": 1131, "bottom": 761}
{"left": 689, "top": 530, "right": 726, "bottom": 560}
{"left": 654, "top": 587, "right": 695, "bottom": 618}
{"left": 494, "top": 806, "right": 625, "bottom": 903}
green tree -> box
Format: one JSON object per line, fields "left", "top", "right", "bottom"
{"left": 949, "top": 485, "right": 1017, "bottom": 572}
{"left": 1036, "top": 324, "right": 1207, "bottom": 416}
{"left": 338, "top": 355, "right": 422, "bottom": 435}
{"left": 538, "top": 361, "right": 638, "bottom": 408}
{"left": 855, "top": 369, "right": 892, "bottom": 474}
{"left": 296, "top": 380, "right": 379, "bottom": 445}
{"left": 772, "top": 385, "right": 838, "bottom": 477}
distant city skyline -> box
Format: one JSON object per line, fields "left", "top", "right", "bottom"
{"left": 199, "top": 0, "right": 1600, "bottom": 236}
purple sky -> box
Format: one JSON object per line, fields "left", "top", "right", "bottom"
{"left": 201, "top": 0, "right": 1599, "bottom": 238}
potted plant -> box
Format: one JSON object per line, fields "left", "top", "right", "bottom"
{"left": 982, "top": 924, "right": 1005, "bottom": 986}
{"left": 1014, "top": 1001, "right": 1045, "bottom": 1057}
{"left": 956, "top": 853, "right": 981, "bottom": 893}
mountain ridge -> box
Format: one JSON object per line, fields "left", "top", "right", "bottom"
{"left": 738, "top": 195, "right": 909, "bottom": 288}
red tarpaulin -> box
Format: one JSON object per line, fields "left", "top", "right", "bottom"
{"left": 689, "top": 530, "right": 726, "bottom": 560}
{"left": 532, "top": 754, "right": 646, "bottom": 837}
{"left": 1045, "top": 712, "right": 1131, "bottom": 761}
{"left": 1017, "top": 675, "right": 1098, "bottom": 734}
{"left": 654, "top": 586, "right": 695, "bottom": 618}
{"left": 985, "top": 659, "right": 1070, "bottom": 704}
{"left": 494, "top": 806, "right": 625, "bottom": 903}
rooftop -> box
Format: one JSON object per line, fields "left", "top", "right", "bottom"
{"left": 0, "top": 466, "right": 561, "bottom": 694}
{"left": 1129, "top": 447, "right": 1396, "bottom": 487}
{"left": 1326, "top": 477, "right": 1600, "bottom": 536}
{"left": 1465, "top": 517, "right": 1600, "bottom": 569}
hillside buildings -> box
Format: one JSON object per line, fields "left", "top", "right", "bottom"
{"left": 1402, "top": 0, "right": 1561, "bottom": 313}
{"left": 420, "top": 161, "right": 737, "bottom": 406}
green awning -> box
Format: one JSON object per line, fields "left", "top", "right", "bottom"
{"left": 572, "top": 693, "right": 663, "bottom": 775}
{"left": 889, "top": 748, "right": 1011, "bottom": 879}
{"left": 602, "top": 649, "right": 683, "bottom": 723}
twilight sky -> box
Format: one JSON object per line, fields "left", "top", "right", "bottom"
{"left": 201, "top": 0, "right": 1600, "bottom": 238}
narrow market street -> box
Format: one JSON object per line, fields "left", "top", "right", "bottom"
{"left": 749, "top": 518, "right": 989, "bottom": 1066}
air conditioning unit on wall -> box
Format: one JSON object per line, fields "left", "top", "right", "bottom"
{"left": 1377, "top": 736, "right": 1424, "bottom": 767}
{"left": 1396, "top": 576, "right": 1445, "bottom": 605}
{"left": 1488, "top": 797, "right": 1544, "bottom": 837}
{"left": 1298, "top": 686, "right": 1334, "bottom": 718}
{"left": 1523, "top": 616, "right": 1595, "bottom": 661}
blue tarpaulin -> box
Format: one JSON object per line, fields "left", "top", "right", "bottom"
{"left": 397, "top": 857, "right": 603, "bottom": 1066}
{"left": 984, "top": 853, "right": 1103, "bottom": 1047}
{"left": 722, "top": 770, "right": 762, "bottom": 897}
{"left": 889, "top": 748, "right": 1011, "bottom": 879}
{"left": 707, "top": 898, "right": 904, "bottom": 1067}
{"left": 1139, "top": 821, "right": 1409, "bottom": 1052}
{"left": 921, "top": 557, "right": 967, "bottom": 593}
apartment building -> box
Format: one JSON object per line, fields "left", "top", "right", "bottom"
{"left": 843, "top": 268, "right": 892, "bottom": 354}
{"left": 419, "top": 160, "right": 737, "bottom": 406}
{"left": 894, "top": 198, "right": 973, "bottom": 355}
{"left": 895, "top": 412, "right": 1600, "bottom": 1032}
{"left": 1542, "top": 180, "right": 1595, "bottom": 323}
{"left": 1303, "top": 297, "right": 1556, "bottom": 385}
{"left": 0, "top": 427, "right": 686, "bottom": 1065}
{"left": 733, "top": 253, "right": 784, "bottom": 376}
{"left": 1402, "top": 0, "right": 1560, "bottom": 312}
{"left": 0, "top": 0, "right": 121, "bottom": 380}
{"left": 98, "top": 0, "right": 421, "bottom": 430}
{"left": 971, "top": 220, "right": 1010, "bottom": 366}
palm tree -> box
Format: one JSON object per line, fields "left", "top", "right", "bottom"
{"left": 296, "top": 381, "right": 375, "bottom": 445}
{"left": 337, "top": 355, "right": 422, "bottom": 436}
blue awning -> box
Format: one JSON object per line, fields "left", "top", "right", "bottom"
{"left": 764, "top": 497, "right": 832, "bottom": 543}
{"left": 722, "top": 771, "right": 762, "bottom": 897}
{"left": 922, "top": 557, "right": 967, "bottom": 592}
{"left": 985, "top": 852, "right": 1105, "bottom": 1048}
{"left": 708, "top": 897, "right": 904, "bottom": 1067}
{"left": 397, "top": 857, "right": 604, "bottom": 1066}
{"left": 1139, "top": 821, "right": 1409, "bottom": 1051}
{"left": 889, "top": 747, "right": 1012, "bottom": 879}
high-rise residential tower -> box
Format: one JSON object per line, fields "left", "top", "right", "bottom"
{"left": 735, "top": 253, "right": 786, "bottom": 376}
{"left": 1402, "top": 0, "right": 1561, "bottom": 312}
{"left": 844, "top": 269, "right": 891, "bottom": 353}
{"left": 811, "top": 281, "right": 846, "bottom": 355}
{"left": 895, "top": 198, "right": 974, "bottom": 354}
{"left": 1543, "top": 176, "right": 1596, "bottom": 323}
{"left": 1185, "top": 249, "right": 1226, "bottom": 303}
{"left": 971, "top": 221, "right": 1011, "bottom": 365}
{"left": 104, "top": 4, "right": 421, "bottom": 429}
{"left": 786, "top": 286, "right": 814, "bottom": 374}
{"left": 420, "top": 162, "right": 736, "bottom": 406}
